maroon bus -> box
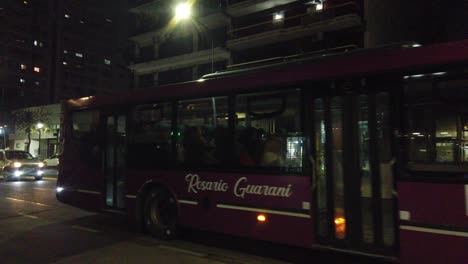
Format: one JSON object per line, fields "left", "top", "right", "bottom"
{"left": 56, "top": 40, "right": 468, "bottom": 263}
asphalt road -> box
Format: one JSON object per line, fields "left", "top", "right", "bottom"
{"left": 0, "top": 176, "right": 395, "bottom": 264}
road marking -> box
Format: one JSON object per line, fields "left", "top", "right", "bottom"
{"left": 4, "top": 197, "right": 50, "bottom": 207}
{"left": 71, "top": 225, "right": 100, "bottom": 233}
{"left": 19, "top": 213, "right": 39, "bottom": 219}
{"left": 216, "top": 203, "right": 311, "bottom": 218}
{"left": 400, "top": 225, "right": 468, "bottom": 238}
{"left": 158, "top": 245, "right": 208, "bottom": 258}
{"left": 33, "top": 187, "right": 54, "bottom": 191}
{"left": 43, "top": 177, "right": 57, "bottom": 181}
{"left": 77, "top": 189, "right": 101, "bottom": 195}
{"left": 179, "top": 199, "right": 198, "bottom": 205}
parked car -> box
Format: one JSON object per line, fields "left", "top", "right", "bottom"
{"left": 43, "top": 154, "right": 59, "bottom": 168}
{"left": 0, "top": 150, "right": 45, "bottom": 181}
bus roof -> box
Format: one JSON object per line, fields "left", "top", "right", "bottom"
{"left": 66, "top": 40, "right": 468, "bottom": 110}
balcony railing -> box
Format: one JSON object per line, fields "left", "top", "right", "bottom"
{"left": 228, "top": 2, "right": 361, "bottom": 40}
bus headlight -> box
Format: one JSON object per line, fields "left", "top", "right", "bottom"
{"left": 38, "top": 162, "right": 45, "bottom": 168}
{"left": 13, "top": 162, "right": 22, "bottom": 168}
{"left": 56, "top": 187, "right": 64, "bottom": 193}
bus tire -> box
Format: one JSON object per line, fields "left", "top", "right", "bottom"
{"left": 143, "top": 187, "right": 178, "bottom": 240}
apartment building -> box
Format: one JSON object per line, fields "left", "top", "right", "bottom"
{"left": 128, "top": 0, "right": 362, "bottom": 88}
{"left": 128, "top": 0, "right": 466, "bottom": 88}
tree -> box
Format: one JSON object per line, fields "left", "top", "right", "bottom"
{"left": 12, "top": 106, "right": 52, "bottom": 153}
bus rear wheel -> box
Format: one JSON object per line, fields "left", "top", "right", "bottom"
{"left": 143, "top": 188, "right": 178, "bottom": 240}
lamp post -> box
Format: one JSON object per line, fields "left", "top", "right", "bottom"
{"left": 175, "top": 3, "right": 217, "bottom": 124}
{"left": 0, "top": 126, "right": 5, "bottom": 149}
{"left": 36, "top": 123, "right": 44, "bottom": 158}
{"left": 174, "top": 2, "right": 214, "bottom": 72}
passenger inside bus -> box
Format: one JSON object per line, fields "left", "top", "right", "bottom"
{"left": 183, "top": 126, "right": 217, "bottom": 165}
{"left": 261, "top": 137, "right": 286, "bottom": 167}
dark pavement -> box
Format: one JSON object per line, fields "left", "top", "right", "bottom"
{"left": 0, "top": 177, "right": 395, "bottom": 263}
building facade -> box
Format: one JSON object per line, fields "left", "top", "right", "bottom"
{"left": 128, "top": 0, "right": 466, "bottom": 88}
{"left": 0, "top": 0, "right": 131, "bottom": 155}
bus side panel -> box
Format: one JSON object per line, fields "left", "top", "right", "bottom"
{"left": 400, "top": 229, "right": 467, "bottom": 264}
{"left": 398, "top": 182, "right": 466, "bottom": 227}
{"left": 398, "top": 182, "right": 468, "bottom": 264}
{"left": 126, "top": 170, "right": 314, "bottom": 247}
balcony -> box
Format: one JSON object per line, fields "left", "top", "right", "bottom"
{"left": 226, "top": 0, "right": 298, "bottom": 17}
{"left": 128, "top": 47, "right": 230, "bottom": 75}
{"left": 227, "top": 2, "right": 362, "bottom": 51}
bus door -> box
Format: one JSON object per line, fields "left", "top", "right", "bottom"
{"left": 104, "top": 113, "right": 127, "bottom": 210}
{"left": 310, "top": 80, "right": 396, "bottom": 254}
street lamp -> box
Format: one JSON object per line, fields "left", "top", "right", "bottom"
{"left": 174, "top": 2, "right": 191, "bottom": 21}
{"left": 36, "top": 123, "right": 44, "bottom": 157}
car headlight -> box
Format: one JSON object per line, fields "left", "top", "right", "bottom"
{"left": 38, "top": 162, "right": 45, "bottom": 168}
{"left": 13, "top": 162, "right": 22, "bottom": 168}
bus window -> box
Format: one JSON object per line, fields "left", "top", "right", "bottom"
{"left": 177, "top": 97, "right": 229, "bottom": 167}
{"left": 128, "top": 103, "right": 173, "bottom": 168}
{"left": 235, "top": 90, "right": 303, "bottom": 173}
{"left": 71, "top": 110, "right": 99, "bottom": 139}
{"left": 404, "top": 71, "right": 468, "bottom": 169}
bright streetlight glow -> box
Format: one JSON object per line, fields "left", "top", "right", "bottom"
{"left": 36, "top": 123, "right": 44, "bottom": 129}
{"left": 175, "top": 2, "right": 191, "bottom": 21}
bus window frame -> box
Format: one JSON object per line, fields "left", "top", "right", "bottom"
{"left": 400, "top": 68, "right": 468, "bottom": 180}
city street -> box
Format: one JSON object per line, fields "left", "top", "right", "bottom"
{"left": 0, "top": 176, "right": 393, "bottom": 264}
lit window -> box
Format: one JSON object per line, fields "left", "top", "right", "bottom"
{"left": 34, "top": 40, "right": 38, "bottom": 46}
{"left": 80, "top": 20, "right": 85, "bottom": 24}
{"left": 64, "top": 50, "right": 68, "bottom": 54}
{"left": 273, "top": 12, "right": 284, "bottom": 22}
{"left": 35, "top": 81, "right": 40, "bottom": 86}
{"left": 63, "top": 61, "right": 68, "bottom": 65}
{"left": 34, "top": 67, "right": 40, "bottom": 73}
{"left": 75, "top": 53, "right": 83, "bottom": 58}
{"left": 105, "top": 18, "right": 112, "bottom": 23}
{"left": 39, "top": 42, "right": 44, "bottom": 47}
{"left": 104, "top": 59, "right": 111, "bottom": 65}
{"left": 20, "top": 64, "right": 27, "bottom": 70}
{"left": 64, "top": 14, "right": 70, "bottom": 18}
{"left": 20, "top": 79, "right": 26, "bottom": 83}
{"left": 23, "top": 1, "right": 28, "bottom": 4}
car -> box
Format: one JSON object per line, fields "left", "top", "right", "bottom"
{"left": 43, "top": 154, "right": 59, "bottom": 168}
{"left": 0, "top": 150, "right": 45, "bottom": 181}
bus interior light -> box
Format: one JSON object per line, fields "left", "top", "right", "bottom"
{"left": 257, "top": 214, "right": 267, "bottom": 222}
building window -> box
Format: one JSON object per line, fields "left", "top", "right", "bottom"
{"left": 64, "top": 50, "right": 68, "bottom": 54}
{"left": 104, "top": 59, "right": 111, "bottom": 65}
{"left": 64, "top": 14, "right": 70, "bottom": 18}
{"left": 63, "top": 61, "right": 68, "bottom": 65}
{"left": 75, "top": 53, "right": 83, "bottom": 58}
{"left": 34, "top": 67, "right": 40, "bottom": 73}
{"left": 20, "top": 64, "right": 27, "bottom": 70}
{"left": 20, "top": 78, "right": 26, "bottom": 83}
{"left": 35, "top": 81, "right": 40, "bottom": 86}
{"left": 33, "top": 40, "right": 38, "bottom": 46}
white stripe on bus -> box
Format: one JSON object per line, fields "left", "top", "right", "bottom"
{"left": 178, "top": 199, "right": 198, "bottom": 205}
{"left": 400, "top": 225, "right": 468, "bottom": 238}
{"left": 216, "top": 203, "right": 311, "bottom": 218}
{"left": 77, "top": 189, "right": 101, "bottom": 195}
